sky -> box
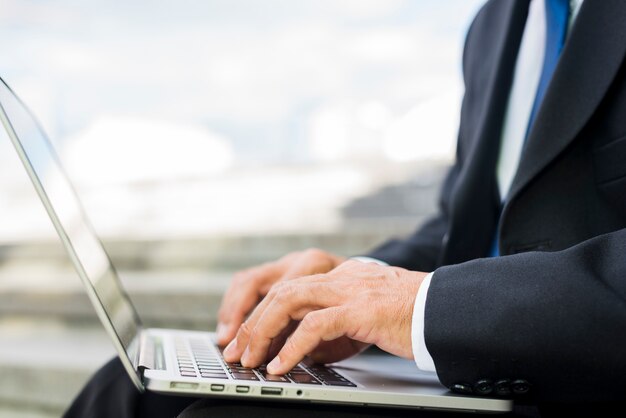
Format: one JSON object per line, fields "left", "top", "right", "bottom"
{"left": 0, "top": 0, "right": 485, "bottom": 167}
{"left": 0, "top": 0, "right": 487, "bottom": 240}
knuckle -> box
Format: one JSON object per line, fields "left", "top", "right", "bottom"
{"left": 284, "top": 335, "right": 299, "bottom": 355}
{"left": 273, "top": 292, "right": 287, "bottom": 306}
{"left": 302, "top": 313, "right": 324, "bottom": 334}
{"left": 236, "top": 264, "right": 273, "bottom": 285}
{"left": 247, "top": 326, "right": 260, "bottom": 346}
{"left": 303, "top": 247, "right": 326, "bottom": 260}
{"left": 271, "top": 281, "right": 289, "bottom": 295}
{"left": 273, "top": 285, "right": 293, "bottom": 304}
{"left": 232, "top": 271, "right": 250, "bottom": 286}
{"left": 335, "top": 260, "right": 357, "bottom": 273}
{"left": 238, "top": 321, "right": 253, "bottom": 339}
{"left": 267, "top": 282, "right": 281, "bottom": 298}
{"left": 345, "top": 259, "right": 360, "bottom": 267}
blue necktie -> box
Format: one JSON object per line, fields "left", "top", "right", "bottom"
{"left": 489, "top": 0, "right": 569, "bottom": 257}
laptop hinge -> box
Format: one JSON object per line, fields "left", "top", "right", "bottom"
{"left": 137, "top": 332, "right": 156, "bottom": 373}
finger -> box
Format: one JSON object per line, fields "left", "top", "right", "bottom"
{"left": 223, "top": 279, "right": 302, "bottom": 363}
{"left": 216, "top": 263, "right": 282, "bottom": 345}
{"left": 224, "top": 249, "right": 342, "bottom": 347}
{"left": 238, "top": 306, "right": 294, "bottom": 367}
{"left": 216, "top": 291, "right": 258, "bottom": 346}
{"left": 217, "top": 252, "right": 306, "bottom": 345}
{"left": 225, "top": 277, "right": 333, "bottom": 364}
{"left": 281, "top": 249, "right": 338, "bottom": 280}
{"left": 238, "top": 279, "right": 339, "bottom": 367}
{"left": 267, "top": 308, "right": 346, "bottom": 375}
{"left": 221, "top": 280, "right": 283, "bottom": 362}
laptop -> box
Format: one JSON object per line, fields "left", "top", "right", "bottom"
{"left": 0, "top": 76, "right": 512, "bottom": 414}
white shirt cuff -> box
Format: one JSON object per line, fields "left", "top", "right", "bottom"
{"left": 412, "top": 272, "right": 436, "bottom": 372}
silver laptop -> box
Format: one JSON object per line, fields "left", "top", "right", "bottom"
{"left": 0, "top": 76, "right": 512, "bottom": 414}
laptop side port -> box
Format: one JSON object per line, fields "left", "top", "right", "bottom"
{"left": 170, "top": 382, "right": 198, "bottom": 390}
{"left": 236, "top": 385, "right": 250, "bottom": 393}
{"left": 261, "top": 387, "right": 283, "bottom": 396}
{"left": 210, "top": 384, "right": 225, "bottom": 392}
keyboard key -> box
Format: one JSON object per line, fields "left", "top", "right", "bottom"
{"left": 180, "top": 372, "right": 197, "bottom": 377}
{"left": 200, "top": 368, "right": 225, "bottom": 374}
{"left": 230, "top": 368, "right": 255, "bottom": 374}
{"left": 231, "top": 372, "right": 259, "bottom": 381}
{"left": 287, "top": 369, "right": 308, "bottom": 375}
{"left": 290, "top": 374, "right": 321, "bottom": 384}
{"left": 226, "top": 362, "right": 242, "bottom": 367}
{"left": 308, "top": 369, "right": 356, "bottom": 386}
{"left": 200, "top": 373, "right": 229, "bottom": 379}
{"left": 314, "top": 370, "right": 338, "bottom": 378}
{"left": 195, "top": 357, "right": 217, "bottom": 362}
{"left": 262, "top": 373, "right": 290, "bottom": 383}
{"left": 326, "top": 381, "right": 357, "bottom": 387}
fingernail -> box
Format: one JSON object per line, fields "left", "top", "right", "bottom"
{"left": 267, "top": 356, "right": 281, "bottom": 374}
{"left": 223, "top": 338, "right": 237, "bottom": 358}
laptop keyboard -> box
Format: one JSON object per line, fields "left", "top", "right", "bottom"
{"left": 175, "top": 338, "right": 356, "bottom": 387}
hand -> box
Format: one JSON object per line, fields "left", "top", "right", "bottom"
{"left": 216, "top": 249, "right": 346, "bottom": 346}
{"left": 222, "top": 260, "right": 428, "bottom": 375}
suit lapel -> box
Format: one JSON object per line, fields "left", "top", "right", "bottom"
{"left": 442, "top": 0, "right": 530, "bottom": 264}
{"left": 506, "top": 0, "right": 626, "bottom": 203}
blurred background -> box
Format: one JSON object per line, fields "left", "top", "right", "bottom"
{"left": 0, "top": 0, "right": 484, "bottom": 416}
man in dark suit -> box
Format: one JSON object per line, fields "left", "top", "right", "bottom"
{"left": 65, "top": 0, "right": 626, "bottom": 416}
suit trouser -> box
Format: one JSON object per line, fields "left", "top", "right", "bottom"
{"left": 63, "top": 357, "right": 551, "bottom": 418}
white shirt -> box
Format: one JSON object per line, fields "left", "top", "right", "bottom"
{"left": 412, "top": 0, "right": 584, "bottom": 372}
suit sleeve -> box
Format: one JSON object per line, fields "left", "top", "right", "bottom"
{"left": 425, "top": 228, "right": 626, "bottom": 402}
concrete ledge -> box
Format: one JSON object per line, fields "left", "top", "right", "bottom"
{"left": 0, "top": 228, "right": 410, "bottom": 271}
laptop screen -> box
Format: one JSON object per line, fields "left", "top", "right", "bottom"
{"left": 0, "top": 77, "right": 142, "bottom": 373}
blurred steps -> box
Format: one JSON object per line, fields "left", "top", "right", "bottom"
{"left": 0, "top": 319, "right": 114, "bottom": 417}
{"left": 0, "top": 269, "right": 230, "bottom": 330}
{"left": 0, "top": 268, "right": 230, "bottom": 416}
{"left": 0, "top": 229, "right": 411, "bottom": 271}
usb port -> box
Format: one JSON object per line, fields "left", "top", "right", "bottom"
{"left": 261, "top": 387, "right": 283, "bottom": 396}
{"left": 210, "top": 384, "right": 225, "bottom": 392}
{"left": 236, "top": 385, "right": 249, "bottom": 393}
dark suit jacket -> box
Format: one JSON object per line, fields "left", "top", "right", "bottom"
{"left": 367, "top": 0, "right": 626, "bottom": 403}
